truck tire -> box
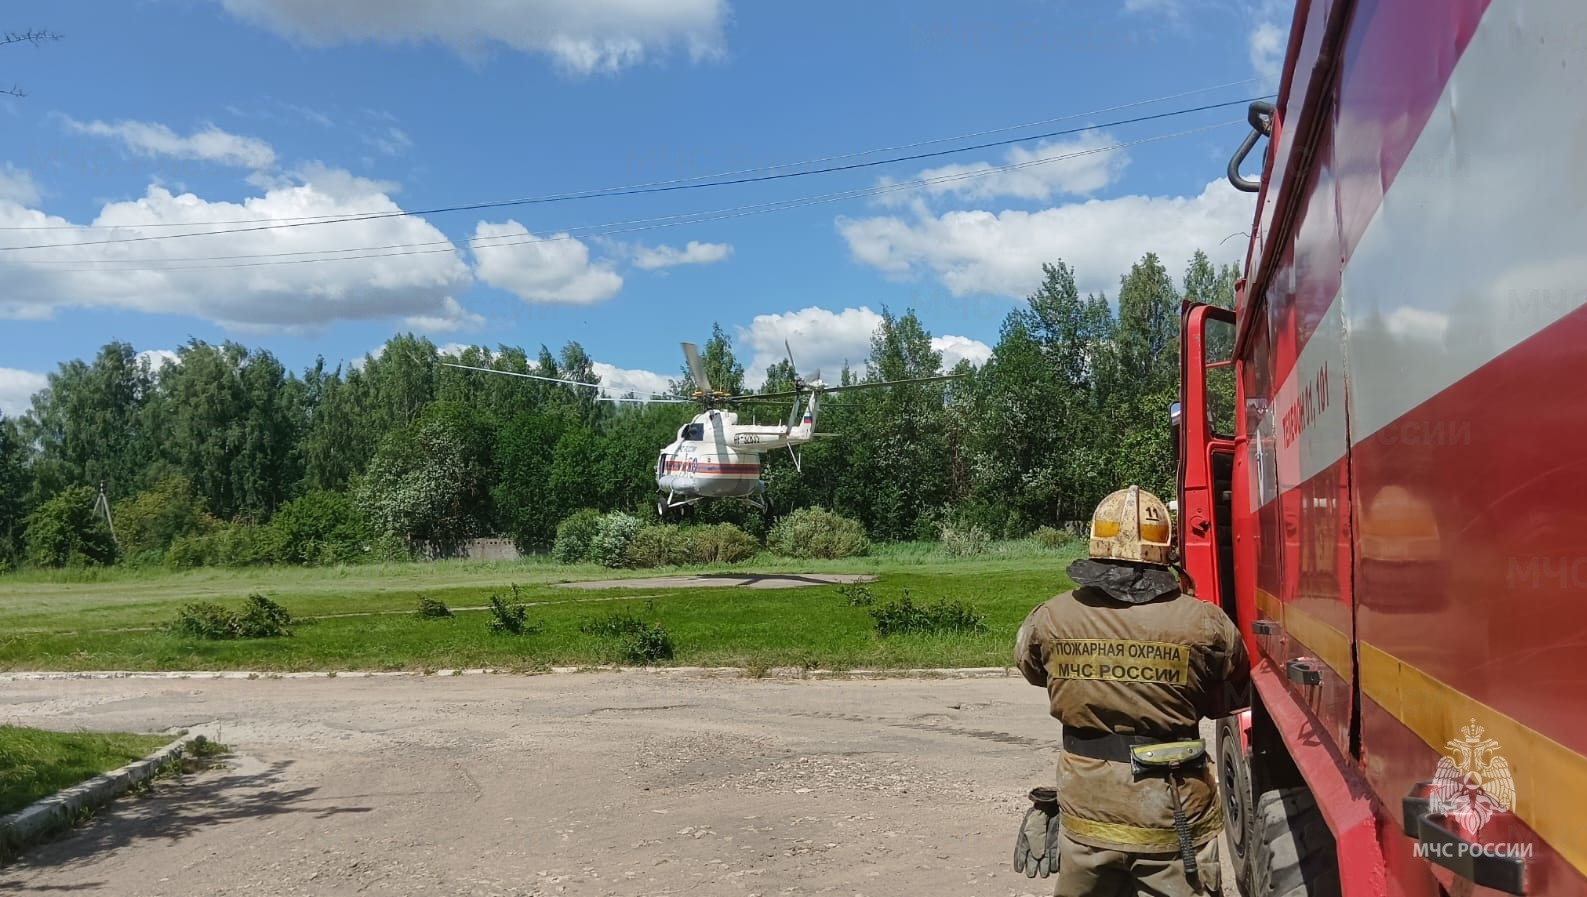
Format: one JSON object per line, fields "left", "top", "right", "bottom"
{"left": 1250, "top": 788, "right": 1340, "bottom": 897}
{"left": 1217, "top": 720, "right": 1255, "bottom": 897}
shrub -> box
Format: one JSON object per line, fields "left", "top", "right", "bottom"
{"left": 624, "top": 523, "right": 759, "bottom": 568}
{"left": 868, "top": 591, "right": 987, "bottom": 637}
{"left": 939, "top": 523, "right": 990, "bottom": 557}
{"left": 1033, "top": 526, "right": 1076, "bottom": 549}
{"left": 486, "top": 585, "right": 541, "bottom": 635}
{"left": 686, "top": 523, "right": 759, "bottom": 563}
{"left": 164, "top": 522, "right": 276, "bottom": 568}
{"left": 839, "top": 584, "right": 876, "bottom": 607}
{"left": 416, "top": 595, "right": 453, "bottom": 619}
{"left": 552, "top": 509, "right": 601, "bottom": 564}
{"left": 269, "top": 491, "right": 370, "bottom": 566}
{"left": 589, "top": 512, "right": 642, "bottom": 568}
{"left": 170, "top": 594, "right": 293, "bottom": 640}
{"left": 767, "top": 507, "right": 869, "bottom": 559}
{"left": 171, "top": 602, "right": 236, "bottom": 639}
{"left": 112, "top": 476, "right": 210, "bottom": 565}
{"left": 578, "top": 609, "right": 648, "bottom": 638}
{"left": 23, "top": 486, "right": 117, "bottom": 568}
{"left": 619, "top": 623, "right": 674, "bottom": 663}
{"left": 624, "top": 525, "right": 685, "bottom": 568}
{"left": 234, "top": 595, "right": 293, "bottom": 638}
{"left": 578, "top": 609, "right": 674, "bottom": 663}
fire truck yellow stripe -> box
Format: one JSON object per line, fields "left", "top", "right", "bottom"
{"left": 1359, "top": 641, "right": 1587, "bottom": 878}
{"left": 1255, "top": 590, "right": 1353, "bottom": 680}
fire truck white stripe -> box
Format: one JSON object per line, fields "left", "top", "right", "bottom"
{"left": 1254, "top": 0, "right": 1587, "bottom": 512}
{"left": 1342, "top": 0, "right": 1587, "bottom": 444}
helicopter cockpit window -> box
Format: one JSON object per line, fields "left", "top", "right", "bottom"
{"left": 682, "top": 423, "right": 704, "bottom": 442}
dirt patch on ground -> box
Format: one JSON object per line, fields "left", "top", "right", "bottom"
{"left": 0, "top": 672, "right": 1232, "bottom": 896}
{"left": 555, "top": 573, "right": 877, "bottom": 590}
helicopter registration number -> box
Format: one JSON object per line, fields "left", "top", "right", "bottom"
{"left": 733, "top": 434, "right": 771, "bottom": 445}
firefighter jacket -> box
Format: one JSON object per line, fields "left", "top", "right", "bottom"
{"left": 1015, "top": 586, "right": 1249, "bottom": 853}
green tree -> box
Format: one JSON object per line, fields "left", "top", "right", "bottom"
{"left": 22, "top": 341, "right": 156, "bottom": 501}
{"left": 1182, "top": 250, "right": 1238, "bottom": 310}
{"left": 495, "top": 407, "right": 575, "bottom": 549}
{"left": 301, "top": 362, "right": 367, "bottom": 492}
{"left": 156, "top": 341, "right": 302, "bottom": 519}
{"left": 673, "top": 323, "right": 746, "bottom": 396}
{"left": 354, "top": 402, "right": 496, "bottom": 555}
{"left": 24, "top": 484, "right": 116, "bottom": 568}
{"left": 1113, "top": 252, "right": 1181, "bottom": 389}
{"left": 0, "top": 415, "right": 32, "bottom": 563}
{"left": 848, "top": 308, "right": 947, "bottom": 540}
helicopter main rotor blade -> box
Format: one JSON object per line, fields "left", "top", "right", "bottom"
{"left": 444, "top": 362, "right": 689, "bottom": 403}
{"left": 816, "top": 372, "right": 968, "bottom": 395}
{"left": 441, "top": 361, "right": 603, "bottom": 390}
{"left": 681, "top": 342, "right": 712, "bottom": 395}
{"left": 595, "top": 395, "right": 695, "bottom": 404}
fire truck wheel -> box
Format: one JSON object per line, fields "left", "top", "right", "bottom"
{"left": 1250, "top": 788, "right": 1340, "bottom": 897}
{"left": 1217, "top": 720, "right": 1254, "bottom": 897}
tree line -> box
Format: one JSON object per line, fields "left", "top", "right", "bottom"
{"left": 0, "top": 250, "right": 1235, "bottom": 569}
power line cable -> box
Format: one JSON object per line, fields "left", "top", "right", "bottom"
{"left": 7, "top": 121, "right": 1238, "bottom": 273}
{"left": 0, "top": 78, "right": 1264, "bottom": 234}
{"left": 0, "top": 95, "right": 1268, "bottom": 253}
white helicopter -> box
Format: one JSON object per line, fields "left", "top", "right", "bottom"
{"left": 444, "top": 341, "right": 959, "bottom": 515}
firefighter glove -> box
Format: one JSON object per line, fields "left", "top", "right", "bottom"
{"left": 1013, "top": 787, "right": 1061, "bottom": 878}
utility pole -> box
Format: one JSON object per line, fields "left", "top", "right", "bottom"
{"left": 94, "top": 481, "right": 117, "bottom": 544}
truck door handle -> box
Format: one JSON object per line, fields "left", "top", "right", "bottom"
{"left": 1403, "top": 784, "right": 1528, "bottom": 895}
{"left": 1251, "top": 619, "right": 1278, "bottom": 636}
{"left": 1285, "top": 658, "right": 1322, "bottom": 686}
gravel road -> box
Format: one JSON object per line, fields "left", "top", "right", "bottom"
{"left": 0, "top": 671, "right": 1234, "bottom": 896}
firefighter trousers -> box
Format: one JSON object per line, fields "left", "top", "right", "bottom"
{"left": 1054, "top": 832, "right": 1222, "bottom": 897}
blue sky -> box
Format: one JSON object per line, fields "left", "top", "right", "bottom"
{"left": 0, "top": 0, "right": 1285, "bottom": 412}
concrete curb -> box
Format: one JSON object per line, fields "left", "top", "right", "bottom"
{"left": 0, "top": 732, "right": 209, "bottom": 856}
{"left": 0, "top": 666, "right": 1019, "bottom": 682}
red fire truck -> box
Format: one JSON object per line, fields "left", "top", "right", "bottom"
{"left": 1175, "top": 1, "right": 1587, "bottom": 895}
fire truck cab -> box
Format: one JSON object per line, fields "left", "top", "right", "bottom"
{"left": 1177, "top": 1, "right": 1587, "bottom": 895}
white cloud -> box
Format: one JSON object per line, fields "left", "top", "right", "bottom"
{"left": 593, "top": 362, "right": 672, "bottom": 399}
{"left": 366, "top": 126, "right": 413, "bottom": 157}
{"left": 0, "top": 164, "right": 41, "bottom": 206}
{"left": 838, "top": 178, "right": 1253, "bottom": 299}
{"left": 734, "top": 305, "right": 990, "bottom": 387}
{"left": 404, "top": 297, "right": 485, "bottom": 333}
{"left": 0, "top": 166, "right": 475, "bottom": 331}
{"left": 1249, "top": 21, "right": 1285, "bottom": 83}
{"left": 632, "top": 240, "right": 732, "bottom": 270}
{"left": 63, "top": 118, "right": 278, "bottom": 170}
{"left": 738, "top": 306, "right": 881, "bottom": 387}
{"left": 932, "top": 334, "right": 993, "bottom": 369}
{"left": 137, "top": 349, "right": 181, "bottom": 374}
{"left": 881, "top": 132, "right": 1127, "bottom": 206}
{"left": 472, "top": 220, "right": 623, "bottom": 305}
{"left": 0, "top": 368, "right": 47, "bottom": 418}
{"left": 216, "top": 0, "right": 729, "bottom": 75}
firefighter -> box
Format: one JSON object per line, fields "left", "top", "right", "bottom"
{"left": 1013, "top": 485, "right": 1249, "bottom": 896}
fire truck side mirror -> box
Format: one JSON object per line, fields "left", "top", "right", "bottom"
{"left": 1169, "top": 401, "right": 1183, "bottom": 468}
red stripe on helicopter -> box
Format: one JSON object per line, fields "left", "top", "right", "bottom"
{"left": 662, "top": 461, "right": 761, "bottom": 474}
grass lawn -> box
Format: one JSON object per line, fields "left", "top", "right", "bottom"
{"left": 0, "top": 726, "right": 172, "bottom": 816}
{"left": 0, "top": 541, "right": 1085, "bottom": 672}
